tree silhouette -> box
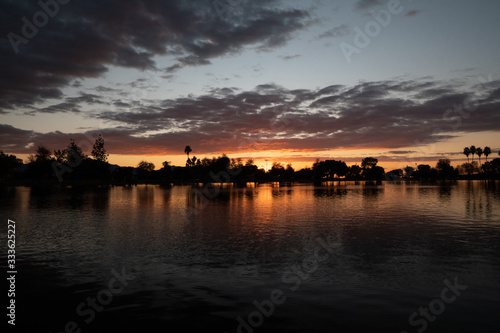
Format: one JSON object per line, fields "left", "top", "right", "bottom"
{"left": 161, "top": 161, "right": 172, "bottom": 181}
{"left": 460, "top": 162, "right": 475, "bottom": 176}
{"left": 67, "top": 139, "right": 85, "bottom": 165}
{"left": 54, "top": 149, "right": 67, "bottom": 163}
{"left": 414, "top": 164, "right": 434, "bottom": 179}
{"left": 137, "top": 161, "right": 155, "bottom": 173}
{"left": 476, "top": 147, "right": 483, "bottom": 165}
{"left": 404, "top": 166, "right": 415, "bottom": 178}
{"left": 91, "top": 134, "right": 108, "bottom": 163}
{"left": 347, "top": 164, "right": 362, "bottom": 179}
{"left": 0, "top": 151, "right": 22, "bottom": 178}
{"left": 35, "top": 146, "right": 52, "bottom": 162}
{"left": 313, "top": 160, "right": 348, "bottom": 179}
{"left": 230, "top": 158, "right": 243, "bottom": 170}
{"left": 184, "top": 145, "right": 192, "bottom": 159}
{"left": 463, "top": 147, "right": 470, "bottom": 162}
{"left": 469, "top": 145, "right": 476, "bottom": 162}
{"left": 436, "top": 159, "right": 458, "bottom": 179}
{"left": 483, "top": 146, "right": 491, "bottom": 162}
{"left": 387, "top": 168, "right": 403, "bottom": 180}
{"left": 285, "top": 163, "right": 295, "bottom": 179}
{"left": 360, "top": 157, "right": 384, "bottom": 180}
{"left": 361, "top": 157, "right": 378, "bottom": 169}
{"left": 269, "top": 162, "right": 286, "bottom": 180}
{"left": 26, "top": 146, "right": 55, "bottom": 179}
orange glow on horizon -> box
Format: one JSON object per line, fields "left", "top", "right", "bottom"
{"left": 107, "top": 152, "right": 470, "bottom": 172}
{"left": 12, "top": 139, "right": 496, "bottom": 172}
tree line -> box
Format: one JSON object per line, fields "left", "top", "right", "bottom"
{"left": 1, "top": 139, "right": 499, "bottom": 184}
{"left": 459, "top": 145, "right": 500, "bottom": 178}
{"left": 462, "top": 145, "right": 494, "bottom": 164}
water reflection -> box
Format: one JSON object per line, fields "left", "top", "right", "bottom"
{"left": 438, "top": 181, "right": 453, "bottom": 200}
{"left": 1, "top": 181, "right": 499, "bottom": 332}
{"left": 362, "top": 183, "right": 382, "bottom": 198}
{"left": 464, "top": 181, "right": 495, "bottom": 220}
{"left": 313, "top": 188, "right": 348, "bottom": 197}
{"left": 271, "top": 188, "right": 292, "bottom": 197}
{"left": 29, "top": 185, "right": 58, "bottom": 209}
{"left": 2, "top": 182, "right": 498, "bottom": 234}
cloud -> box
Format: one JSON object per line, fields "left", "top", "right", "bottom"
{"left": 3, "top": 77, "right": 499, "bottom": 161}
{"left": 317, "top": 24, "right": 350, "bottom": 39}
{"left": 0, "top": 0, "right": 312, "bottom": 110}
{"left": 354, "top": 0, "right": 388, "bottom": 10}
{"left": 166, "top": 56, "right": 212, "bottom": 73}
{"left": 387, "top": 151, "right": 419, "bottom": 155}
{"left": 0, "top": 124, "right": 35, "bottom": 149}
{"left": 405, "top": 10, "right": 423, "bottom": 17}
{"left": 35, "top": 102, "right": 82, "bottom": 114}
{"left": 279, "top": 54, "right": 301, "bottom": 60}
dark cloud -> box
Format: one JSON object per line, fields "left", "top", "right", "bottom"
{"left": 414, "top": 88, "right": 454, "bottom": 99}
{"left": 35, "top": 102, "right": 82, "bottom": 114}
{"left": 112, "top": 100, "right": 132, "bottom": 108}
{"left": 483, "top": 81, "right": 500, "bottom": 101}
{"left": 0, "top": 0, "right": 311, "bottom": 109}
{"left": 95, "top": 86, "right": 119, "bottom": 93}
{"left": 66, "top": 93, "right": 107, "bottom": 105}
{"left": 3, "top": 78, "right": 499, "bottom": 159}
{"left": 487, "top": 87, "right": 500, "bottom": 101}
{"left": 405, "top": 10, "right": 423, "bottom": 17}
{"left": 0, "top": 124, "right": 35, "bottom": 149}
{"left": 166, "top": 55, "right": 212, "bottom": 73}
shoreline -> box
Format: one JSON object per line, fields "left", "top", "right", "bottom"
{"left": 1, "top": 178, "right": 499, "bottom": 188}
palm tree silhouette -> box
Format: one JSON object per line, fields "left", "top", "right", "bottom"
{"left": 470, "top": 145, "right": 476, "bottom": 162}
{"left": 463, "top": 147, "right": 470, "bottom": 162}
{"left": 184, "top": 145, "right": 192, "bottom": 162}
{"left": 483, "top": 146, "right": 491, "bottom": 162}
{"left": 476, "top": 147, "right": 483, "bottom": 165}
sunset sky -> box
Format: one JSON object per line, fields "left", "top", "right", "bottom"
{"left": 1, "top": 0, "right": 499, "bottom": 170}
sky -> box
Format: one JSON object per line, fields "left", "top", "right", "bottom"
{"left": 1, "top": 0, "right": 499, "bottom": 171}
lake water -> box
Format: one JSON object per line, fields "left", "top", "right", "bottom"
{"left": 1, "top": 181, "right": 499, "bottom": 332}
